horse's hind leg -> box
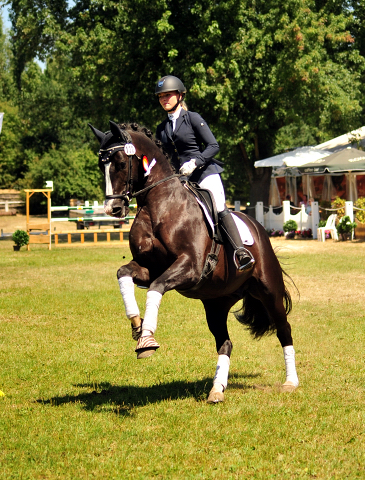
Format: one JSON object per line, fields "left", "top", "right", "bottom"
{"left": 202, "top": 297, "right": 237, "bottom": 404}
{"left": 249, "top": 279, "right": 299, "bottom": 391}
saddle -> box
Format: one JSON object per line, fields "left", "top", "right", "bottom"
{"left": 180, "top": 180, "right": 223, "bottom": 292}
{"left": 182, "top": 180, "right": 223, "bottom": 244}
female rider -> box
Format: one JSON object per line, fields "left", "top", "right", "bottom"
{"left": 155, "top": 75, "right": 255, "bottom": 271}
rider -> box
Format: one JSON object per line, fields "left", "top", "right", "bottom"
{"left": 155, "top": 75, "right": 255, "bottom": 271}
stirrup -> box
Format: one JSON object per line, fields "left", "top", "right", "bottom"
{"left": 234, "top": 247, "right": 255, "bottom": 271}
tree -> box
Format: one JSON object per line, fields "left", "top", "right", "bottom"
{"left": 5, "top": 0, "right": 365, "bottom": 205}
{"left": 19, "top": 145, "right": 104, "bottom": 207}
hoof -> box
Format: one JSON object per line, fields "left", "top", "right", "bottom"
{"left": 135, "top": 335, "right": 159, "bottom": 360}
{"left": 281, "top": 381, "right": 298, "bottom": 393}
{"left": 207, "top": 385, "right": 225, "bottom": 404}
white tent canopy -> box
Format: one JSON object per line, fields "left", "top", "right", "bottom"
{"left": 254, "top": 125, "right": 365, "bottom": 169}
{"left": 316, "top": 126, "right": 365, "bottom": 152}
{"left": 254, "top": 146, "right": 331, "bottom": 169}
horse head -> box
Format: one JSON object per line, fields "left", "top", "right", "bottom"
{"left": 89, "top": 120, "right": 168, "bottom": 218}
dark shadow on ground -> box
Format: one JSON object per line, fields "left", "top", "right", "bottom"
{"left": 35, "top": 373, "right": 262, "bottom": 416}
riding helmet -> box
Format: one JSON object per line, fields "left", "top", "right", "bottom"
{"left": 155, "top": 75, "right": 186, "bottom": 95}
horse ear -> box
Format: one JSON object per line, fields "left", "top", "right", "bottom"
{"left": 109, "top": 120, "right": 131, "bottom": 143}
{"left": 88, "top": 123, "right": 105, "bottom": 144}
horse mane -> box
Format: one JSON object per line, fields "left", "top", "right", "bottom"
{"left": 117, "top": 122, "right": 170, "bottom": 161}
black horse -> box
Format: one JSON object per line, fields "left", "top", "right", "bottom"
{"left": 89, "top": 121, "right": 299, "bottom": 403}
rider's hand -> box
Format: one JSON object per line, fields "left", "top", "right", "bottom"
{"left": 180, "top": 159, "right": 196, "bottom": 176}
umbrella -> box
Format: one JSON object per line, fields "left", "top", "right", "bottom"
{"left": 298, "top": 147, "right": 365, "bottom": 174}
{"left": 254, "top": 146, "right": 331, "bottom": 168}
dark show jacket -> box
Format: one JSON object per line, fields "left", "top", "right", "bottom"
{"left": 156, "top": 109, "right": 223, "bottom": 183}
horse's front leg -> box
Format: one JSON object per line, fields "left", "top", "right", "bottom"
{"left": 117, "top": 261, "right": 151, "bottom": 347}
{"left": 133, "top": 255, "right": 201, "bottom": 359}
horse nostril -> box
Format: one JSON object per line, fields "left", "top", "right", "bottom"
{"left": 112, "top": 207, "right": 122, "bottom": 216}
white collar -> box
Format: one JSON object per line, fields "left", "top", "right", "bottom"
{"left": 168, "top": 105, "right": 182, "bottom": 121}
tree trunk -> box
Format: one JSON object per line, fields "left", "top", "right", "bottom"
{"left": 239, "top": 141, "right": 272, "bottom": 217}
{"left": 249, "top": 167, "right": 272, "bottom": 208}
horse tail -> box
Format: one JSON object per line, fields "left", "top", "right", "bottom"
{"left": 234, "top": 293, "right": 277, "bottom": 339}
{"left": 234, "top": 266, "right": 295, "bottom": 340}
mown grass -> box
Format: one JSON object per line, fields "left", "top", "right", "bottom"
{"left": 0, "top": 239, "right": 365, "bottom": 479}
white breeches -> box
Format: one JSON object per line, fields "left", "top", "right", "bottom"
{"left": 198, "top": 174, "right": 226, "bottom": 213}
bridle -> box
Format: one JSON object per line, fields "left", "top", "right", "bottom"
{"left": 99, "top": 132, "right": 181, "bottom": 205}
{"left": 99, "top": 142, "right": 136, "bottom": 205}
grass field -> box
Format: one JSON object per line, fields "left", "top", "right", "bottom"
{"left": 0, "top": 238, "right": 365, "bottom": 479}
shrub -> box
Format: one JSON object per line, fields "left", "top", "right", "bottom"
{"left": 283, "top": 219, "right": 298, "bottom": 232}
{"left": 354, "top": 197, "right": 365, "bottom": 224}
{"left": 336, "top": 216, "right": 357, "bottom": 235}
{"left": 331, "top": 196, "right": 345, "bottom": 219}
{"left": 12, "top": 230, "right": 29, "bottom": 247}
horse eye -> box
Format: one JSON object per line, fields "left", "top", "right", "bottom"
{"left": 114, "top": 161, "right": 126, "bottom": 172}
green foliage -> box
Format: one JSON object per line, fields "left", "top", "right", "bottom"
{"left": 0, "top": 101, "right": 24, "bottom": 187}
{"left": 2, "top": 0, "right": 365, "bottom": 205}
{"left": 283, "top": 219, "right": 298, "bottom": 232}
{"left": 336, "top": 215, "right": 356, "bottom": 234}
{"left": 0, "top": 16, "right": 16, "bottom": 102}
{"left": 11, "top": 229, "right": 29, "bottom": 247}
{"left": 331, "top": 196, "right": 346, "bottom": 219}
{"left": 318, "top": 219, "right": 327, "bottom": 228}
{"left": 19, "top": 146, "right": 104, "bottom": 207}
{"left": 354, "top": 196, "right": 365, "bottom": 223}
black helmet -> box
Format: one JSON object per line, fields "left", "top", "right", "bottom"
{"left": 155, "top": 75, "right": 186, "bottom": 96}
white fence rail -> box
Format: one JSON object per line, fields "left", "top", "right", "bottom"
{"left": 0, "top": 200, "right": 25, "bottom": 212}
{"left": 255, "top": 201, "right": 320, "bottom": 239}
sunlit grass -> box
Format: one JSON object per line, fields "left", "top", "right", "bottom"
{"left": 0, "top": 239, "right": 365, "bottom": 479}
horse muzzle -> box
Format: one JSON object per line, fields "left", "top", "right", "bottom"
{"left": 104, "top": 198, "right": 129, "bottom": 218}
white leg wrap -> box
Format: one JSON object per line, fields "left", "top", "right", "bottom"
{"left": 283, "top": 345, "right": 299, "bottom": 387}
{"left": 141, "top": 291, "right": 162, "bottom": 336}
{"left": 213, "top": 354, "right": 230, "bottom": 391}
{"left": 118, "top": 276, "right": 140, "bottom": 319}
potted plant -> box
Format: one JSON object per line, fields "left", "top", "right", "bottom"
{"left": 12, "top": 230, "right": 29, "bottom": 251}
{"left": 283, "top": 219, "right": 298, "bottom": 239}
{"left": 336, "top": 215, "right": 356, "bottom": 241}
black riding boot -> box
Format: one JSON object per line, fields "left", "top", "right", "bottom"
{"left": 218, "top": 208, "right": 255, "bottom": 271}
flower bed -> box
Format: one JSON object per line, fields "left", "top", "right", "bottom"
{"left": 267, "top": 229, "right": 284, "bottom": 237}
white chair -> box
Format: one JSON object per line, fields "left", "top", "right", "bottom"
{"left": 317, "top": 214, "right": 338, "bottom": 242}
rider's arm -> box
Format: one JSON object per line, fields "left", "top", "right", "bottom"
{"left": 188, "top": 112, "right": 220, "bottom": 168}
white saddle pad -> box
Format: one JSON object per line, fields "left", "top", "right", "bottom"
{"left": 194, "top": 197, "right": 254, "bottom": 246}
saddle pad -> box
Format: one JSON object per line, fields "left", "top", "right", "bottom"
{"left": 193, "top": 195, "right": 254, "bottom": 246}
{"left": 232, "top": 212, "right": 254, "bottom": 246}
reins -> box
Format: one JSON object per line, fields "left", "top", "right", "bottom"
{"left": 133, "top": 174, "right": 182, "bottom": 198}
